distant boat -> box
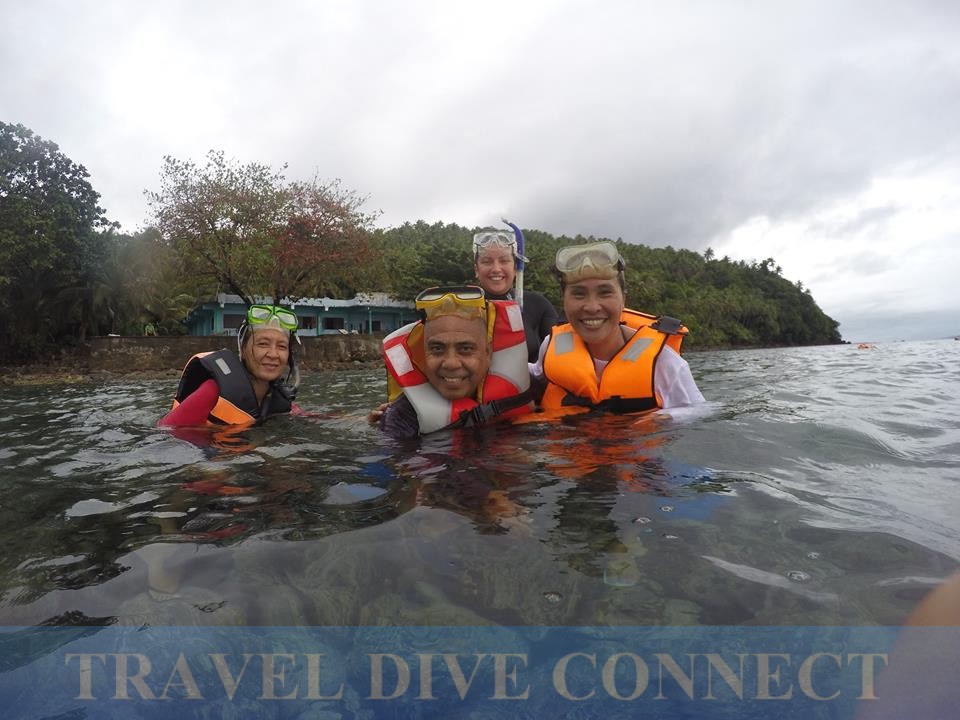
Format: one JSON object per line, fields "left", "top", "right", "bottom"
{"left": 857, "top": 343, "right": 876, "bottom": 349}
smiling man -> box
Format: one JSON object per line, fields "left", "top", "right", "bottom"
{"left": 422, "top": 312, "right": 492, "bottom": 401}
{"left": 379, "top": 286, "right": 533, "bottom": 438}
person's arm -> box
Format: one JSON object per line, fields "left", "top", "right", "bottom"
{"left": 158, "top": 378, "right": 219, "bottom": 426}
{"left": 378, "top": 395, "right": 421, "bottom": 439}
{"left": 906, "top": 572, "right": 960, "bottom": 625}
{"left": 529, "top": 335, "right": 549, "bottom": 380}
{"left": 528, "top": 336, "right": 550, "bottom": 404}
{"left": 366, "top": 402, "right": 390, "bottom": 426}
{"left": 654, "top": 347, "right": 705, "bottom": 408}
{"left": 519, "top": 293, "right": 559, "bottom": 363}
{"left": 854, "top": 573, "right": 960, "bottom": 720}
{"left": 289, "top": 402, "right": 311, "bottom": 416}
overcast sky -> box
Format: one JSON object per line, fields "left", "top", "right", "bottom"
{"left": 3, "top": 0, "right": 959, "bottom": 342}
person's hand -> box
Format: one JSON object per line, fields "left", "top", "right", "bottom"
{"left": 367, "top": 402, "right": 389, "bottom": 426}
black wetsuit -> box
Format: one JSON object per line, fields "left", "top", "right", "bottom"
{"left": 487, "top": 290, "right": 559, "bottom": 362}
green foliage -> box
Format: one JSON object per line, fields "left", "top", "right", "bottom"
{"left": 366, "top": 221, "right": 475, "bottom": 299}
{"left": 1, "top": 122, "right": 841, "bottom": 358}
{"left": 371, "top": 221, "right": 842, "bottom": 349}
{"left": 0, "top": 122, "right": 116, "bottom": 360}
{"left": 146, "top": 151, "right": 378, "bottom": 303}
{"left": 97, "top": 228, "right": 201, "bottom": 336}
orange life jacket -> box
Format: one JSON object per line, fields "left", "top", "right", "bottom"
{"left": 541, "top": 310, "right": 687, "bottom": 415}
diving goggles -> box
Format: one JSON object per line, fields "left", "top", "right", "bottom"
{"left": 472, "top": 230, "right": 528, "bottom": 262}
{"left": 415, "top": 285, "right": 487, "bottom": 320}
{"left": 246, "top": 304, "right": 298, "bottom": 331}
{"left": 555, "top": 241, "right": 625, "bottom": 282}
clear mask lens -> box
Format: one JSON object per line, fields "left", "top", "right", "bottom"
{"left": 555, "top": 242, "right": 623, "bottom": 278}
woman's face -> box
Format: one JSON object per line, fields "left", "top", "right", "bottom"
{"left": 562, "top": 277, "right": 626, "bottom": 359}
{"left": 242, "top": 328, "right": 290, "bottom": 383}
{"left": 474, "top": 246, "right": 516, "bottom": 296}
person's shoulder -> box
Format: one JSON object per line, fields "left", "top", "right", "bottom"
{"left": 390, "top": 394, "right": 414, "bottom": 411}
{"left": 523, "top": 291, "right": 558, "bottom": 315}
{"left": 657, "top": 344, "right": 689, "bottom": 366}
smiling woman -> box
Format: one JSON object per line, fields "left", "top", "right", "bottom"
{"left": 159, "top": 305, "right": 302, "bottom": 427}
{"left": 472, "top": 227, "right": 559, "bottom": 362}
{"left": 533, "top": 242, "right": 704, "bottom": 415}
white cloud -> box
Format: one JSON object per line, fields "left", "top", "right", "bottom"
{"left": 3, "top": 0, "right": 960, "bottom": 340}
{"left": 710, "top": 161, "right": 960, "bottom": 339}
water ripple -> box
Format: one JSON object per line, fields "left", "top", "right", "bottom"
{"left": 1, "top": 346, "right": 957, "bottom": 626}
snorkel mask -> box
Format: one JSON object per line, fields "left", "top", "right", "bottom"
{"left": 555, "top": 241, "right": 625, "bottom": 284}
{"left": 415, "top": 285, "right": 498, "bottom": 342}
{"left": 246, "top": 304, "right": 298, "bottom": 331}
{"left": 415, "top": 285, "right": 487, "bottom": 322}
{"left": 472, "top": 229, "right": 530, "bottom": 265}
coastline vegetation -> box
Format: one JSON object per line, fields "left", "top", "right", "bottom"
{"left": 1, "top": 122, "right": 841, "bottom": 364}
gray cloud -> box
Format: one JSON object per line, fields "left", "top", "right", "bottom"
{"left": 6, "top": 1, "right": 959, "bottom": 242}
{"left": 3, "top": 0, "right": 960, "bottom": 338}
{"left": 809, "top": 250, "right": 895, "bottom": 283}
{"left": 837, "top": 308, "right": 960, "bottom": 343}
{"left": 362, "top": 1, "right": 960, "bottom": 251}
{"left": 809, "top": 205, "right": 903, "bottom": 239}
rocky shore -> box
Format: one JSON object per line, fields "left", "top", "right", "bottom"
{"left": 1, "top": 334, "right": 385, "bottom": 385}
{"left": 1, "top": 362, "right": 384, "bottom": 386}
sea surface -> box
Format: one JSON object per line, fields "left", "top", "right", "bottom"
{"left": 1, "top": 340, "right": 958, "bottom": 627}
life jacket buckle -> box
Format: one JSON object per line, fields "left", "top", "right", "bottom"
{"left": 651, "top": 316, "right": 682, "bottom": 335}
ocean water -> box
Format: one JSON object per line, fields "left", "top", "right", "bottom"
{"left": 0, "top": 340, "right": 957, "bottom": 628}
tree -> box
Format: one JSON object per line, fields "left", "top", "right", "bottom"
{"left": 146, "top": 151, "right": 378, "bottom": 304}
{"left": 98, "top": 228, "right": 199, "bottom": 336}
{"left": 288, "top": 216, "right": 845, "bottom": 349}
{"left": 0, "top": 122, "right": 115, "bottom": 360}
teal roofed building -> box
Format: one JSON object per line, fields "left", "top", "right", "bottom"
{"left": 183, "top": 293, "right": 417, "bottom": 336}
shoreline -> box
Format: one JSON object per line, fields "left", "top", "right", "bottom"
{"left": 0, "top": 339, "right": 852, "bottom": 386}
{"left": 0, "top": 360, "right": 384, "bottom": 386}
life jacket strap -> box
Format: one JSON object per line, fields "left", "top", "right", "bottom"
{"left": 456, "top": 388, "right": 535, "bottom": 428}
{"left": 255, "top": 382, "right": 298, "bottom": 423}
{"left": 561, "top": 393, "right": 658, "bottom": 414}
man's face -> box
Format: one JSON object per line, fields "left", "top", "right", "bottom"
{"left": 422, "top": 314, "right": 492, "bottom": 400}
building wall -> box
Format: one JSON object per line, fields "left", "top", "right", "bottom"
{"left": 87, "top": 335, "right": 384, "bottom": 372}
{"left": 188, "top": 304, "right": 415, "bottom": 337}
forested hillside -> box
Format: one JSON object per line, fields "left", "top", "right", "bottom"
{"left": 1, "top": 123, "right": 841, "bottom": 362}
{"left": 369, "top": 221, "right": 842, "bottom": 349}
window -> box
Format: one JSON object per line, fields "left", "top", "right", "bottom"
{"left": 371, "top": 320, "right": 382, "bottom": 332}
{"left": 223, "top": 313, "right": 245, "bottom": 329}
{"left": 298, "top": 315, "right": 316, "bottom": 330}
{"left": 323, "top": 317, "right": 345, "bottom": 330}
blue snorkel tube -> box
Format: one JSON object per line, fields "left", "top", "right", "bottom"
{"left": 501, "top": 217, "right": 526, "bottom": 309}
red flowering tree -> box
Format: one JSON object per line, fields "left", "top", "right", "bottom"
{"left": 267, "top": 175, "right": 378, "bottom": 301}
{"left": 146, "top": 151, "right": 378, "bottom": 304}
